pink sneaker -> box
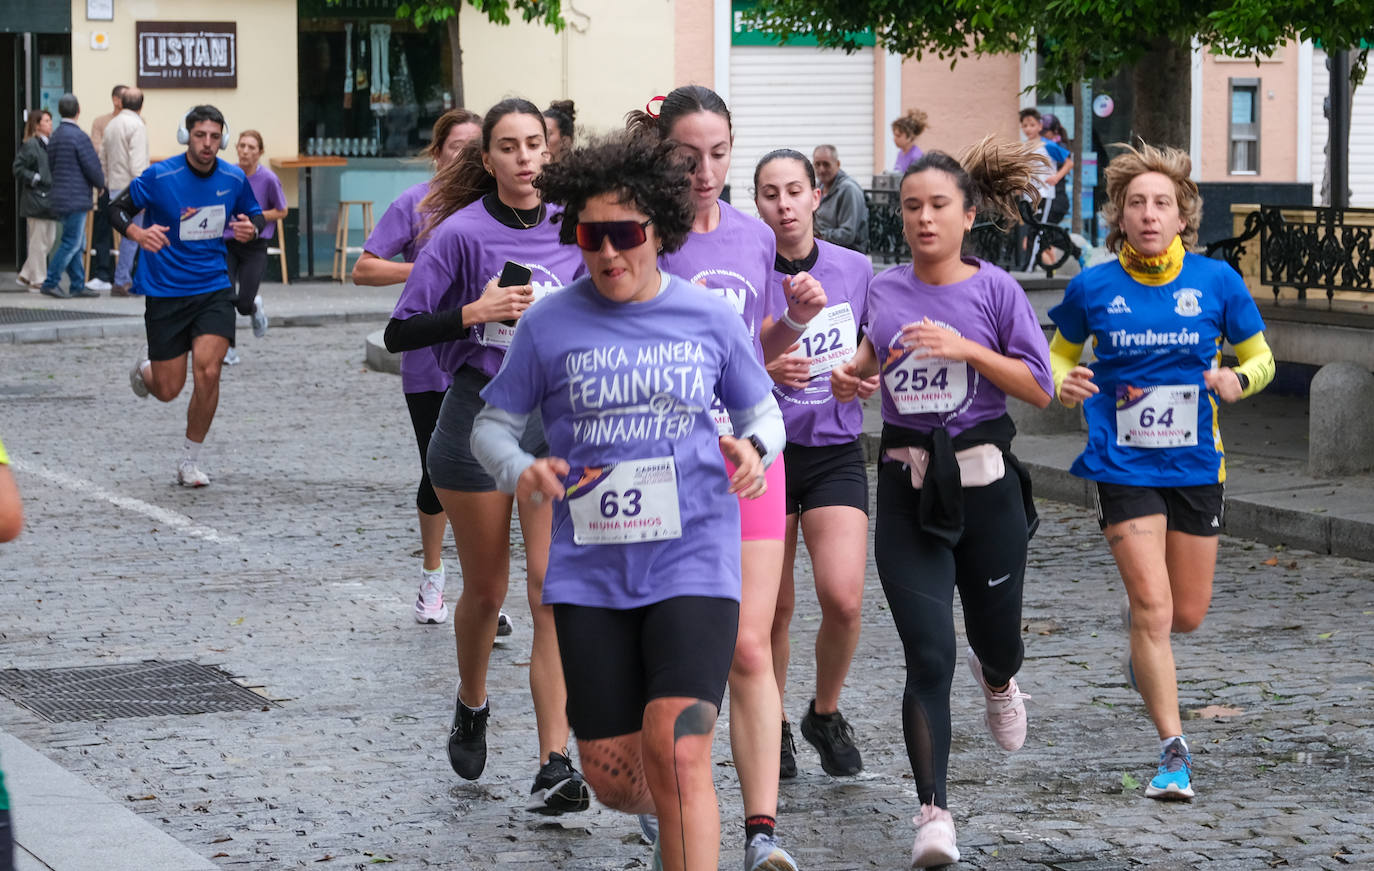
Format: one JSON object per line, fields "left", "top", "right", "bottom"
{"left": 911, "top": 803, "right": 959, "bottom": 868}
{"left": 966, "top": 647, "right": 1030, "bottom": 751}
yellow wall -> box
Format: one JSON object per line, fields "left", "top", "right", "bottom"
{"left": 458, "top": 0, "right": 675, "bottom": 137}
{"left": 69, "top": 0, "right": 300, "bottom": 204}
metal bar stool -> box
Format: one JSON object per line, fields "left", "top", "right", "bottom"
{"left": 266, "top": 218, "right": 290, "bottom": 285}
{"left": 332, "top": 200, "right": 374, "bottom": 281}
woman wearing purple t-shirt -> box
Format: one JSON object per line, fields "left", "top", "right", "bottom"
{"left": 351, "top": 109, "right": 488, "bottom": 631}
{"left": 831, "top": 142, "right": 1053, "bottom": 868}
{"left": 629, "top": 85, "right": 806, "bottom": 871}
{"left": 383, "top": 99, "right": 589, "bottom": 816}
{"left": 753, "top": 149, "right": 878, "bottom": 784}
{"left": 473, "top": 131, "right": 782, "bottom": 871}
{"left": 221, "top": 130, "right": 287, "bottom": 364}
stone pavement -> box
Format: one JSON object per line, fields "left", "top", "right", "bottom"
{"left": 1, "top": 314, "right": 1373, "bottom": 869}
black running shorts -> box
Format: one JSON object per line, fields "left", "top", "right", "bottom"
{"left": 1094, "top": 481, "right": 1225, "bottom": 537}
{"left": 782, "top": 439, "right": 869, "bottom": 517}
{"left": 427, "top": 365, "right": 546, "bottom": 493}
{"left": 144, "top": 287, "right": 235, "bottom": 361}
{"left": 553, "top": 596, "right": 739, "bottom": 740}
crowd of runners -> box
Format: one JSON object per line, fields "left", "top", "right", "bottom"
{"left": 99, "top": 87, "right": 1274, "bottom": 870}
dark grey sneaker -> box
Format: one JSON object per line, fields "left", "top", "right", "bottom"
{"left": 447, "top": 695, "right": 488, "bottom": 780}
{"left": 526, "top": 750, "right": 590, "bottom": 815}
{"left": 800, "top": 699, "right": 862, "bottom": 776}
{"left": 779, "top": 719, "right": 798, "bottom": 779}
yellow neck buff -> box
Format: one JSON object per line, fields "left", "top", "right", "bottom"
{"left": 1118, "top": 235, "right": 1185, "bottom": 285}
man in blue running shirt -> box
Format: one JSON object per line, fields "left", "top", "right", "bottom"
{"left": 109, "top": 105, "right": 264, "bottom": 487}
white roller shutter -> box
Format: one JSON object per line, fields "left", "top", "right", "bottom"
{"left": 727, "top": 45, "right": 875, "bottom": 216}
{"left": 1311, "top": 48, "right": 1374, "bottom": 206}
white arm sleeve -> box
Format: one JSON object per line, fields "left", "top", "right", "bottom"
{"left": 470, "top": 404, "right": 535, "bottom": 494}
{"left": 725, "top": 393, "right": 786, "bottom": 467}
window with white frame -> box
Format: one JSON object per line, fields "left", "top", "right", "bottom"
{"left": 1229, "top": 78, "right": 1260, "bottom": 174}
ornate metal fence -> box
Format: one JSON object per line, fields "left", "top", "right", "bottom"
{"left": 1206, "top": 205, "right": 1374, "bottom": 303}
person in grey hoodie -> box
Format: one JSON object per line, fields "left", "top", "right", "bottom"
{"left": 812, "top": 145, "right": 869, "bottom": 253}
{"left": 41, "top": 93, "right": 105, "bottom": 299}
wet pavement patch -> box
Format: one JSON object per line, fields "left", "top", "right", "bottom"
{"left": 0, "top": 660, "right": 275, "bottom": 722}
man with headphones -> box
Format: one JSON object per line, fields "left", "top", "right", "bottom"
{"left": 108, "top": 105, "right": 265, "bottom": 487}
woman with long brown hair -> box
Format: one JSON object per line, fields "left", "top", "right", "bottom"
{"left": 13, "top": 109, "right": 57, "bottom": 290}
{"left": 383, "top": 98, "right": 589, "bottom": 816}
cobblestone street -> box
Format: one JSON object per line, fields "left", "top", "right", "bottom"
{"left": 1, "top": 322, "right": 1372, "bottom": 869}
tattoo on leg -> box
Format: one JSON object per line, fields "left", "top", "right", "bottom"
{"left": 1107, "top": 533, "right": 1125, "bottom": 546}
{"left": 673, "top": 701, "right": 715, "bottom": 742}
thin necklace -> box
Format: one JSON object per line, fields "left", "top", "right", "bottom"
{"left": 507, "top": 201, "right": 544, "bottom": 229}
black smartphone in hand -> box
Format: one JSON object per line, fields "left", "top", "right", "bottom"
{"left": 498, "top": 260, "right": 532, "bottom": 327}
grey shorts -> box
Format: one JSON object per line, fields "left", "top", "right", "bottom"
{"left": 427, "top": 365, "right": 547, "bottom": 493}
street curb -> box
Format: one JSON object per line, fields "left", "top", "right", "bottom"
{"left": 364, "top": 329, "right": 401, "bottom": 375}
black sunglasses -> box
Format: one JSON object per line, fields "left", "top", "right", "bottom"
{"left": 575, "top": 219, "right": 652, "bottom": 252}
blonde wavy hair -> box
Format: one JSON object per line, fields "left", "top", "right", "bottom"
{"left": 1101, "top": 142, "right": 1202, "bottom": 253}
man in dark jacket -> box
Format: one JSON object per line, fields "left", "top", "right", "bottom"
{"left": 41, "top": 93, "right": 105, "bottom": 299}
{"left": 813, "top": 145, "right": 869, "bottom": 253}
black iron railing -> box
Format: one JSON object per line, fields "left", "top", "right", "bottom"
{"left": 1206, "top": 204, "right": 1374, "bottom": 303}
{"left": 865, "top": 191, "right": 1080, "bottom": 277}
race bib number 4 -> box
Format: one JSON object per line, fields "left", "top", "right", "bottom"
{"left": 795, "top": 303, "right": 858, "bottom": 378}
{"left": 179, "top": 204, "right": 226, "bottom": 241}
{"left": 885, "top": 351, "right": 968, "bottom": 414}
{"left": 567, "top": 457, "right": 683, "bottom": 545}
{"left": 1115, "top": 384, "right": 1198, "bottom": 448}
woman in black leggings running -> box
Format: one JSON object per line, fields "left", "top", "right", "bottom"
{"left": 832, "top": 139, "right": 1054, "bottom": 868}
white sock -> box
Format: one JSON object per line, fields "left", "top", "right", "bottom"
{"left": 183, "top": 438, "right": 202, "bottom": 462}
{"left": 457, "top": 684, "right": 487, "bottom": 713}
{"left": 422, "top": 561, "right": 445, "bottom": 588}
{"left": 1161, "top": 735, "right": 1188, "bottom": 754}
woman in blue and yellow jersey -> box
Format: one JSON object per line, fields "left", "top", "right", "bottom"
{"left": 1049, "top": 143, "right": 1274, "bottom": 802}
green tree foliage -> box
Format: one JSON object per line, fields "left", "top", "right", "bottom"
{"left": 393, "top": 0, "right": 562, "bottom": 30}
{"left": 748, "top": 0, "right": 1372, "bottom": 146}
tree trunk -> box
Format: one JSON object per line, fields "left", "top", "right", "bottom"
{"left": 1321, "top": 50, "right": 1358, "bottom": 207}
{"left": 447, "top": 15, "right": 464, "bottom": 108}
{"left": 1131, "top": 37, "right": 1191, "bottom": 149}
{"left": 1071, "top": 80, "right": 1085, "bottom": 235}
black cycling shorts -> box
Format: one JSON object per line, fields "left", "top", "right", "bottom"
{"left": 1094, "top": 481, "right": 1225, "bottom": 537}
{"left": 553, "top": 596, "right": 739, "bottom": 740}
{"left": 782, "top": 440, "right": 869, "bottom": 516}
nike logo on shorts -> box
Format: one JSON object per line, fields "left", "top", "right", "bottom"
{"left": 988, "top": 573, "right": 1011, "bottom": 587}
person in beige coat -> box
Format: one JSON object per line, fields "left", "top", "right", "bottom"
{"left": 101, "top": 87, "right": 148, "bottom": 296}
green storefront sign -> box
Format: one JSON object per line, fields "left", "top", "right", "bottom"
{"left": 731, "top": 1, "right": 875, "bottom": 47}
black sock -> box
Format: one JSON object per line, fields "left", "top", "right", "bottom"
{"left": 745, "top": 814, "right": 776, "bottom": 841}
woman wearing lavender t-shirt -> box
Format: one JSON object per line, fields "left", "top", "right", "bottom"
{"left": 753, "top": 148, "right": 877, "bottom": 783}
{"left": 630, "top": 85, "right": 810, "bottom": 871}
{"left": 221, "top": 130, "right": 287, "bottom": 363}
{"left": 351, "top": 108, "right": 483, "bottom": 629}
{"left": 383, "top": 99, "right": 589, "bottom": 816}
{"left": 472, "top": 132, "right": 782, "bottom": 871}
{"left": 831, "top": 143, "right": 1053, "bottom": 868}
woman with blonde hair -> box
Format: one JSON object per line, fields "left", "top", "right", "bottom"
{"left": 1049, "top": 143, "right": 1274, "bottom": 801}
{"left": 892, "top": 108, "right": 929, "bottom": 174}
{"left": 831, "top": 138, "right": 1053, "bottom": 867}
{"left": 13, "top": 110, "right": 57, "bottom": 289}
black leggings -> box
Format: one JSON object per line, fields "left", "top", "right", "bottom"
{"left": 875, "top": 461, "right": 1029, "bottom": 808}
{"left": 225, "top": 238, "right": 268, "bottom": 316}
{"left": 404, "top": 389, "right": 446, "bottom": 516}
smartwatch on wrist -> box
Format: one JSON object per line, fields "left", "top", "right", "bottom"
{"left": 1235, "top": 371, "right": 1250, "bottom": 392}
{"left": 746, "top": 434, "right": 767, "bottom": 460}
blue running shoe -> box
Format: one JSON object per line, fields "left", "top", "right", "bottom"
{"left": 1146, "top": 737, "right": 1195, "bottom": 800}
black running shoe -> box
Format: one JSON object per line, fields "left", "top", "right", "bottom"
{"left": 800, "top": 699, "right": 862, "bottom": 776}
{"left": 780, "top": 719, "right": 798, "bottom": 779}
{"left": 447, "top": 697, "right": 489, "bottom": 780}
{"left": 527, "top": 751, "right": 591, "bottom": 815}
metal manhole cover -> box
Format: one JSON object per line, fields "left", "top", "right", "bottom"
{"left": 0, "top": 306, "right": 138, "bottom": 325}
{"left": 0, "top": 660, "right": 275, "bottom": 722}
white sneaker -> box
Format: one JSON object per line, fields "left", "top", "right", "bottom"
{"left": 223, "top": 346, "right": 241, "bottom": 366}
{"left": 177, "top": 459, "right": 210, "bottom": 488}
{"left": 251, "top": 296, "right": 268, "bottom": 338}
{"left": 910, "top": 804, "right": 960, "bottom": 868}
{"left": 414, "top": 567, "right": 448, "bottom": 624}
{"left": 966, "top": 647, "right": 1031, "bottom": 751}
{"left": 497, "top": 610, "right": 514, "bottom": 637}
{"left": 129, "top": 350, "right": 150, "bottom": 398}
{"left": 86, "top": 278, "right": 112, "bottom": 292}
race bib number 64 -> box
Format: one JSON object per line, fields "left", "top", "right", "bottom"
{"left": 1115, "top": 384, "right": 1199, "bottom": 448}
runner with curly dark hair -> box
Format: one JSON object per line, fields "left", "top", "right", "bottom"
{"left": 475, "top": 131, "right": 785, "bottom": 871}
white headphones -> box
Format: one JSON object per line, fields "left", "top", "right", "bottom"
{"left": 177, "top": 106, "right": 230, "bottom": 150}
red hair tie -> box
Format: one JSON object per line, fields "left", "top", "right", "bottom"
{"left": 645, "top": 96, "right": 666, "bottom": 119}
